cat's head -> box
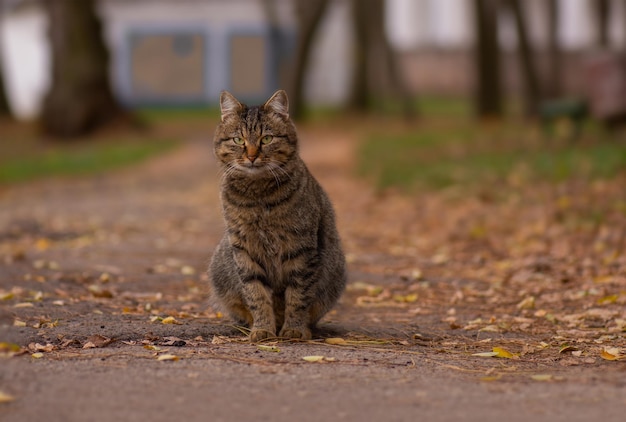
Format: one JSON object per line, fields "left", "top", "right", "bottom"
{"left": 214, "top": 90, "right": 298, "bottom": 176}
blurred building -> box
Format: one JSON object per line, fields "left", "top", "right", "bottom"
{"left": 1, "top": 0, "right": 625, "bottom": 119}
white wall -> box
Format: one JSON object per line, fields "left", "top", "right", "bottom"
{"left": 0, "top": 6, "right": 49, "bottom": 120}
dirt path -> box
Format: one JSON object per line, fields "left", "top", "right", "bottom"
{"left": 1, "top": 127, "right": 625, "bottom": 421}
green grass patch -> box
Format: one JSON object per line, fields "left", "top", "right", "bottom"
{"left": 358, "top": 121, "right": 626, "bottom": 191}
{"left": 0, "top": 137, "right": 178, "bottom": 184}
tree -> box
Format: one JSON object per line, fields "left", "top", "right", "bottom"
{"left": 0, "top": 4, "right": 12, "bottom": 117}
{"left": 473, "top": 0, "right": 502, "bottom": 118}
{"left": 545, "top": 0, "right": 562, "bottom": 99}
{"left": 593, "top": 0, "right": 610, "bottom": 48}
{"left": 348, "top": 0, "right": 415, "bottom": 118}
{"left": 287, "top": 0, "right": 329, "bottom": 120}
{"left": 0, "top": 57, "right": 9, "bottom": 117}
{"left": 40, "top": 0, "right": 126, "bottom": 138}
{"left": 506, "top": 0, "right": 541, "bottom": 116}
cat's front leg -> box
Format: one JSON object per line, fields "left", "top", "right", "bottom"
{"left": 241, "top": 280, "right": 276, "bottom": 342}
{"left": 279, "top": 285, "right": 313, "bottom": 340}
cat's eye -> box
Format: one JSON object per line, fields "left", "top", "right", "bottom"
{"left": 232, "top": 137, "right": 244, "bottom": 145}
{"left": 260, "top": 135, "right": 273, "bottom": 145}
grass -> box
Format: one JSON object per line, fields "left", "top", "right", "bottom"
{"left": 357, "top": 101, "right": 626, "bottom": 191}
{"left": 0, "top": 137, "right": 178, "bottom": 184}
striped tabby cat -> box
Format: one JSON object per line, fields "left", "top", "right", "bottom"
{"left": 209, "top": 90, "right": 346, "bottom": 342}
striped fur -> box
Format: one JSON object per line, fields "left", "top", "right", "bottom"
{"left": 209, "top": 90, "right": 346, "bottom": 342}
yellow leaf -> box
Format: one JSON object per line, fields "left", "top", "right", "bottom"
{"left": 31, "top": 353, "right": 44, "bottom": 359}
{"left": 13, "top": 319, "right": 26, "bottom": 327}
{"left": 531, "top": 374, "right": 553, "bottom": 382}
{"left": 493, "top": 347, "right": 517, "bottom": 359}
{"left": 559, "top": 344, "right": 577, "bottom": 354}
{"left": 0, "top": 390, "right": 15, "bottom": 403}
{"left": 516, "top": 296, "right": 535, "bottom": 310}
{"left": 157, "top": 354, "right": 179, "bottom": 361}
{"left": 600, "top": 348, "right": 624, "bottom": 361}
{"left": 302, "top": 355, "right": 325, "bottom": 362}
{"left": 596, "top": 294, "right": 618, "bottom": 305}
{"left": 35, "top": 238, "right": 51, "bottom": 251}
{"left": 161, "top": 316, "right": 182, "bottom": 325}
{"left": 0, "top": 291, "right": 14, "bottom": 300}
{"left": 181, "top": 266, "right": 196, "bottom": 275}
{"left": 143, "top": 345, "right": 161, "bottom": 351}
{"left": 13, "top": 302, "right": 34, "bottom": 308}
{"left": 0, "top": 342, "right": 21, "bottom": 353}
{"left": 257, "top": 345, "right": 280, "bottom": 352}
{"left": 324, "top": 338, "right": 347, "bottom": 345}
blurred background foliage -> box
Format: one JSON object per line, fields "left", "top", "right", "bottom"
{"left": 0, "top": 0, "right": 625, "bottom": 190}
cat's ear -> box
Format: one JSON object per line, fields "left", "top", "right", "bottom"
{"left": 263, "top": 90, "right": 289, "bottom": 118}
{"left": 220, "top": 91, "right": 243, "bottom": 122}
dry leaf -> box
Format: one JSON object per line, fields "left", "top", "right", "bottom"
{"left": 0, "top": 391, "right": 15, "bottom": 403}
{"left": 157, "top": 354, "right": 180, "bottom": 361}
{"left": 302, "top": 355, "right": 326, "bottom": 362}
{"left": 472, "top": 351, "right": 498, "bottom": 357}
{"left": 493, "top": 347, "right": 517, "bottom": 359}
{"left": 600, "top": 347, "right": 624, "bottom": 361}
{"left": 530, "top": 374, "right": 553, "bottom": 382}
{"left": 85, "top": 335, "right": 113, "bottom": 348}
{"left": 31, "top": 353, "right": 44, "bottom": 359}
{"left": 257, "top": 345, "right": 280, "bottom": 352}
{"left": 161, "top": 316, "right": 182, "bottom": 325}
{"left": 325, "top": 338, "right": 347, "bottom": 345}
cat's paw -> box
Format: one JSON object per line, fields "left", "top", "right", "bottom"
{"left": 279, "top": 327, "right": 312, "bottom": 340}
{"left": 249, "top": 329, "right": 276, "bottom": 343}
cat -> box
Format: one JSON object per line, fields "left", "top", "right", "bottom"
{"left": 209, "top": 90, "right": 346, "bottom": 342}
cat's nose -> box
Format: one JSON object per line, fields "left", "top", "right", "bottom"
{"left": 247, "top": 155, "right": 259, "bottom": 163}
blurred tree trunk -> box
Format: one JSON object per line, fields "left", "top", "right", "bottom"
{"left": 287, "top": 0, "right": 329, "bottom": 120}
{"left": 348, "top": 0, "right": 415, "bottom": 118}
{"left": 473, "top": 0, "right": 502, "bottom": 118}
{"left": 0, "top": 6, "right": 11, "bottom": 118}
{"left": 594, "top": 0, "right": 610, "bottom": 48}
{"left": 0, "top": 58, "right": 9, "bottom": 117}
{"left": 506, "top": 0, "right": 540, "bottom": 116}
{"left": 40, "top": 0, "right": 126, "bottom": 138}
{"left": 545, "top": 0, "right": 562, "bottom": 99}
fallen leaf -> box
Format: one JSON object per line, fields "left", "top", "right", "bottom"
{"left": 157, "top": 354, "right": 179, "bottom": 361}
{"left": 88, "top": 285, "right": 113, "bottom": 298}
{"left": 0, "top": 390, "right": 15, "bottom": 403}
{"left": 31, "top": 353, "right": 44, "bottom": 359}
{"left": 85, "top": 335, "right": 113, "bottom": 348}
{"left": 181, "top": 266, "right": 196, "bottom": 275}
{"left": 302, "top": 355, "right": 326, "bottom": 362}
{"left": 493, "top": 347, "right": 517, "bottom": 359}
{"left": 161, "top": 316, "right": 182, "bottom": 325}
{"left": 257, "top": 345, "right": 280, "bottom": 352}
{"left": 559, "top": 344, "right": 577, "bottom": 354}
{"left": 13, "top": 319, "right": 26, "bottom": 327}
{"left": 517, "top": 296, "right": 535, "bottom": 310}
{"left": 600, "top": 347, "right": 624, "bottom": 361}
{"left": 531, "top": 374, "right": 554, "bottom": 382}
{"left": 324, "top": 338, "right": 347, "bottom": 345}
{"left": 596, "top": 294, "right": 618, "bottom": 305}
{"left": 472, "top": 352, "right": 499, "bottom": 357}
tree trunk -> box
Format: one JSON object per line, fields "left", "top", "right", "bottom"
{"left": 0, "top": 58, "right": 9, "bottom": 117}
{"left": 594, "top": 0, "right": 610, "bottom": 48}
{"left": 506, "top": 0, "right": 541, "bottom": 116}
{"left": 0, "top": 6, "right": 12, "bottom": 117}
{"left": 473, "top": 0, "right": 502, "bottom": 118}
{"left": 287, "top": 0, "right": 329, "bottom": 120}
{"left": 348, "top": 0, "right": 415, "bottom": 118}
{"left": 545, "top": 0, "right": 562, "bottom": 99}
{"left": 40, "top": 0, "right": 126, "bottom": 138}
